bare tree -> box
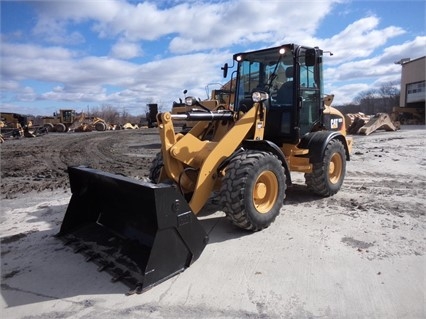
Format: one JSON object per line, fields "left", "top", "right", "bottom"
{"left": 88, "top": 105, "right": 121, "bottom": 124}
{"left": 353, "top": 89, "right": 378, "bottom": 114}
{"left": 377, "top": 81, "right": 400, "bottom": 110}
{"left": 336, "top": 82, "right": 400, "bottom": 115}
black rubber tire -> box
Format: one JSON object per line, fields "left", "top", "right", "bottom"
{"left": 95, "top": 122, "right": 107, "bottom": 131}
{"left": 305, "top": 139, "right": 346, "bottom": 196}
{"left": 43, "top": 123, "right": 54, "bottom": 132}
{"left": 148, "top": 152, "right": 163, "bottom": 183}
{"left": 55, "top": 123, "right": 67, "bottom": 132}
{"left": 220, "top": 150, "right": 286, "bottom": 231}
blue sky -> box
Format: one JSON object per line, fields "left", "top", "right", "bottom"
{"left": 1, "top": 0, "right": 425, "bottom": 116}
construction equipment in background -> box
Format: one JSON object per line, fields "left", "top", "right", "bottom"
{"left": 391, "top": 106, "right": 425, "bottom": 124}
{"left": 170, "top": 92, "right": 191, "bottom": 130}
{"left": 1, "top": 110, "right": 111, "bottom": 140}
{"left": 345, "top": 112, "right": 371, "bottom": 134}
{"left": 41, "top": 109, "right": 76, "bottom": 132}
{"left": 41, "top": 110, "right": 110, "bottom": 132}
{"left": 358, "top": 113, "right": 400, "bottom": 135}
{"left": 24, "top": 120, "right": 49, "bottom": 137}
{"left": 146, "top": 104, "right": 158, "bottom": 128}
{"left": 58, "top": 44, "right": 352, "bottom": 294}
{"left": 0, "top": 112, "right": 48, "bottom": 141}
{"left": 0, "top": 112, "right": 26, "bottom": 139}
{"left": 68, "top": 112, "right": 93, "bottom": 132}
{"left": 91, "top": 117, "right": 109, "bottom": 131}
{"left": 122, "top": 122, "right": 139, "bottom": 129}
{"left": 345, "top": 112, "right": 400, "bottom": 135}
{"left": 171, "top": 88, "right": 233, "bottom": 132}
{"left": 81, "top": 116, "right": 113, "bottom": 131}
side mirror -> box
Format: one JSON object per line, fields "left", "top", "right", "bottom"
{"left": 221, "top": 63, "right": 228, "bottom": 78}
{"left": 305, "top": 49, "right": 316, "bottom": 67}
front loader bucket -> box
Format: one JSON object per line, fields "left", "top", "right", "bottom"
{"left": 58, "top": 166, "right": 208, "bottom": 294}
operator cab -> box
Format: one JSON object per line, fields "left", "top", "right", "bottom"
{"left": 231, "top": 44, "right": 324, "bottom": 144}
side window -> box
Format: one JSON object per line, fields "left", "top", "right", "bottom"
{"left": 299, "top": 64, "right": 316, "bottom": 88}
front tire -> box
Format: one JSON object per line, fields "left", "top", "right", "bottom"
{"left": 148, "top": 152, "right": 163, "bottom": 183}
{"left": 305, "top": 139, "right": 346, "bottom": 196}
{"left": 220, "top": 150, "right": 286, "bottom": 231}
{"left": 43, "top": 123, "right": 54, "bottom": 132}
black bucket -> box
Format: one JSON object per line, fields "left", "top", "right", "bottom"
{"left": 58, "top": 166, "right": 208, "bottom": 294}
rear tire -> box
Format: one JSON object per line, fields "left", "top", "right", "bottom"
{"left": 305, "top": 139, "right": 346, "bottom": 196}
{"left": 220, "top": 150, "right": 286, "bottom": 231}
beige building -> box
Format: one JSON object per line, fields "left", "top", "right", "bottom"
{"left": 398, "top": 56, "right": 425, "bottom": 108}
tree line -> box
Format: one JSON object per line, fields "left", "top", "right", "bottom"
{"left": 334, "top": 81, "right": 400, "bottom": 115}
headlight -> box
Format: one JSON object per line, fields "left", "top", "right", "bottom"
{"left": 185, "top": 97, "right": 196, "bottom": 106}
{"left": 252, "top": 91, "right": 269, "bottom": 102}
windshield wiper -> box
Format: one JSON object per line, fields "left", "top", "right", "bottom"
{"left": 264, "top": 55, "right": 283, "bottom": 93}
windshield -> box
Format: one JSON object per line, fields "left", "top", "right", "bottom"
{"left": 235, "top": 46, "right": 294, "bottom": 110}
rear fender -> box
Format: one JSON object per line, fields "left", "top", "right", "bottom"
{"left": 298, "top": 131, "right": 350, "bottom": 163}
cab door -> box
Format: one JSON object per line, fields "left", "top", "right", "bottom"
{"left": 297, "top": 48, "right": 322, "bottom": 136}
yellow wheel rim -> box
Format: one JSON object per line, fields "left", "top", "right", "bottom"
{"left": 253, "top": 171, "right": 279, "bottom": 214}
{"left": 329, "top": 152, "right": 343, "bottom": 184}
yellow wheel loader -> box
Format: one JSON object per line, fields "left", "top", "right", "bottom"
{"left": 58, "top": 44, "right": 352, "bottom": 294}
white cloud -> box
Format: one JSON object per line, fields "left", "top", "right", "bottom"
{"left": 316, "top": 16, "right": 406, "bottom": 64}
{"left": 322, "top": 36, "right": 426, "bottom": 104}
{"left": 40, "top": 84, "right": 106, "bottom": 102}
{"left": 1, "top": 42, "right": 74, "bottom": 61}
{"left": 0, "top": 39, "right": 228, "bottom": 111}
{"left": 29, "top": 0, "right": 340, "bottom": 53}
{"left": 167, "top": 1, "right": 339, "bottom": 53}
{"left": 17, "top": 87, "right": 37, "bottom": 102}
{"left": 0, "top": 80, "right": 20, "bottom": 91}
{"left": 325, "top": 83, "right": 371, "bottom": 105}
{"left": 33, "top": 19, "right": 85, "bottom": 45}
{"left": 315, "top": 23, "right": 425, "bottom": 105}
{"left": 380, "top": 36, "right": 426, "bottom": 63}
{"left": 110, "top": 40, "right": 143, "bottom": 59}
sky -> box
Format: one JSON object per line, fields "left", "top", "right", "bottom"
{"left": 1, "top": 0, "right": 425, "bottom": 116}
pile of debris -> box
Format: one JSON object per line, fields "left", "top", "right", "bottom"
{"left": 345, "top": 112, "right": 400, "bottom": 136}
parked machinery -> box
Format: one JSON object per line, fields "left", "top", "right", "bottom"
{"left": 171, "top": 88, "right": 233, "bottom": 132}
{"left": 0, "top": 112, "right": 27, "bottom": 138}
{"left": 146, "top": 103, "right": 158, "bottom": 128}
{"left": 42, "top": 109, "right": 76, "bottom": 132}
{"left": 0, "top": 112, "right": 47, "bottom": 140}
{"left": 346, "top": 112, "right": 400, "bottom": 135}
{"left": 42, "top": 110, "right": 109, "bottom": 132}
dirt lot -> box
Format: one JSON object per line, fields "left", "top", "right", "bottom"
{"left": 1, "top": 126, "right": 425, "bottom": 318}
{"left": 0, "top": 129, "right": 161, "bottom": 199}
